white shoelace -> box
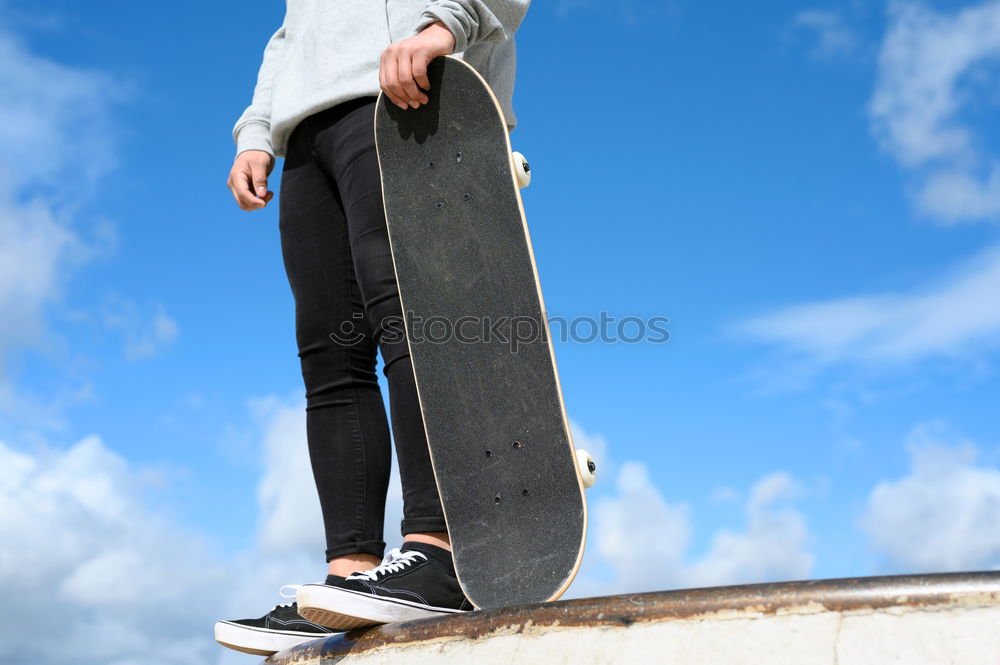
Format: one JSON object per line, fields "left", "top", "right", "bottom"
{"left": 271, "top": 584, "right": 301, "bottom": 610}
{"left": 347, "top": 548, "right": 426, "bottom": 581}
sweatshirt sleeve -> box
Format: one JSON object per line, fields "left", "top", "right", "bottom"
{"left": 417, "top": 0, "right": 530, "bottom": 54}
{"left": 232, "top": 24, "right": 287, "bottom": 157}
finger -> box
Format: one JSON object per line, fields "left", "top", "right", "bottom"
{"left": 233, "top": 166, "right": 264, "bottom": 210}
{"left": 379, "top": 61, "right": 406, "bottom": 111}
{"left": 390, "top": 61, "right": 411, "bottom": 109}
{"left": 378, "top": 56, "right": 398, "bottom": 109}
{"left": 250, "top": 160, "right": 269, "bottom": 200}
{"left": 382, "top": 51, "right": 407, "bottom": 110}
{"left": 413, "top": 55, "right": 431, "bottom": 95}
{"left": 386, "top": 89, "right": 408, "bottom": 111}
{"left": 397, "top": 53, "right": 423, "bottom": 108}
{"left": 227, "top": 176, "right": 245, "bottom": 209}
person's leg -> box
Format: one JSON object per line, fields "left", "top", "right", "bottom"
{"left": 293, "top": 100, "right": 471, "bottom": 629}
{"left": 310, "top": 98, "right": 448, "bottom": 544}
{"left": 278, "top": 116, "right": 389, "bottom": 575}
{"left": 216, "top": 115, "right": 392, "bottom": 655}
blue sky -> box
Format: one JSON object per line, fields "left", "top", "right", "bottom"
{"left": 3, "top": 0, "right": 1000, "bottom": 663}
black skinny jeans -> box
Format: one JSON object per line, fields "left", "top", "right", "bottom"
{"left": 279, "top": 98, "right": 446, "bottom": 561}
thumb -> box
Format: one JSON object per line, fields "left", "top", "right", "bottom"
{"left": 251, "top": 162, "right": 269, "bottom": 198}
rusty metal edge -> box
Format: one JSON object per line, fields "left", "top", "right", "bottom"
{"left": 265, "top": 571, "right": 1000, "bottom": 663}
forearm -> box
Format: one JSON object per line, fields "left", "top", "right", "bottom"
{"left": 418, "top": 0, "right": 529, "bottom": 53}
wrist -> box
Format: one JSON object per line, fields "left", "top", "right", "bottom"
{"left": 422, "top": 21, "right": 456, "bottom": 54}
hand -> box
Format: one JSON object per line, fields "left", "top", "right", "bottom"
{"left": 379, "top": 22, "right": 456, "bottom": 110}
{"left": 227, "top": 149, "right": 275, "bottom": 211}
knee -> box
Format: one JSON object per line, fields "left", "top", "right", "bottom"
{"left": 299, "top": 344, "right": 380, "bottom": 405}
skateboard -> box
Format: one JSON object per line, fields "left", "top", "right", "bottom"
{"left": 374, "top": 56, "right": 596, "bottom": 610}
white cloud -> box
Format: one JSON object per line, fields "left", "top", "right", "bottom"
{"left": 795, "top": 10, "right": 856, "bottom": 58}
{"left": 0, "top": 28, "right": 119, "bottom": 192}
{"left": 592, "top": 462, "right": 692, "bottom": 592}
{"left": 688, "top": 473, "right": 812, "bottom": 586}
{"left": 862, "top": 423, "right": 1000, "bottom": 572}
{"left": 574, "top": 426, "right": 813, "bottom": 596}
{"left": 0, "top": 25, "right": 123, "bottom": 402}
{"left": 0, "top": 437, "right": 229, "bottom": 665}
{"left": 103, "top": 298, "right": 180, "bottom": 360}
{"left": 0, "top": 192, "right": 82, "bottom": 358}
{"left": 0, "top": 379, "right": 422, "bottom": 663}
{"left": 738, "top": 242, "right": 1000, "bottom": 364}
{"left": 919, "top": 167, "right": 1000, "bottom": 221}
{"left": 739, "top": 2, "right": 1000, "bottom": 370}
{"left": 584, "top": 464, "right": 812, "bottom": 594}
{"left": 871, "top": 0, "right": 1000, "bottom": 223}
{"left": 252, "top": 396, "right": 325, "bottom": 553}
{"left": 0, "top": 396, "right": 376, "bottom": 665}
{"left": 251, "top": 395, "right": 407, "bottom": 553}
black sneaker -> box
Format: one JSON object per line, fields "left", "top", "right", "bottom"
{"left": 296, "top": 544, "right": 472, "bottom": 629}
{"left": 215, "top": 586, "right": 340, "bottom": 655}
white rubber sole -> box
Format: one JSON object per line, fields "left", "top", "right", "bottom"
{"left": 296, "top": 583, "right": 464, "bottom": 630}
{"left": 214, "top": 620, "right": 329, "bottom": 656}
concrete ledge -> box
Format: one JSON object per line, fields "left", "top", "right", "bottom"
{"left": 266, "top": 572, "right": 1000, "bottom": 664}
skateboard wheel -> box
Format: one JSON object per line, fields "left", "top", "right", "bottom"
{"left": 512, "top": 151, "right": 531, "bottom": 188}
{"left": 576, "top": 449, "right": 596, "bottom": 488}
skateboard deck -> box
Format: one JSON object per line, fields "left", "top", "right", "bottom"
{"left": 374, "top": 56, "right": 587, "bottom": 610}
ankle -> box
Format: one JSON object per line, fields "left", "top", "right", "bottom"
{"left": 402, "top": 532, "right": 451, "bottom": 551}
{"left": 401, "top": 539, "right": 456, "bottom": 578}
{"left": 327, "top": 553, "right": 380, "bottom": 577}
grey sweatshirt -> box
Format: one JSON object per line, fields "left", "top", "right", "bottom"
{"left": 234, "top": 0, "right": 529, "bottom": 158}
